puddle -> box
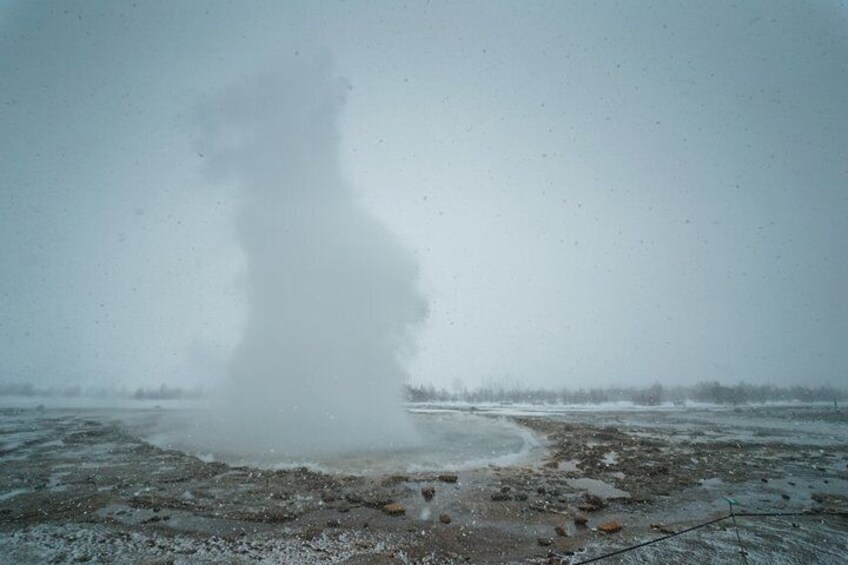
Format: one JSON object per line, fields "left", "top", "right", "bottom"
{"left": 566, "top": 477, "right": 629, "bottom": 499}
{"left": 47, "top": 470, "right": 70, "bottom": 492}
{"left": 558, "top": 459, "right": 580, "bottom": 473}
{"left": 0, "top": 488, "right": 32, "bottom": 501}
{"left": 139, "top": 412, "right": 544, "bottom": 475}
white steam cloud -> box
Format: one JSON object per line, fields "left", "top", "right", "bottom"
{"left": 196, "top": 58, "right": 427, "bottom": 456}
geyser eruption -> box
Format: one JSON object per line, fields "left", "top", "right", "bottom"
{"left": 199, "top": 59, "right": 427, "bottom": 457}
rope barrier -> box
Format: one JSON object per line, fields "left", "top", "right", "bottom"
{"left": 570, "top": 507, "right": 847, "bottom": 564}
{"left": 573, "top": 514, "right": 730, "bottom": 564}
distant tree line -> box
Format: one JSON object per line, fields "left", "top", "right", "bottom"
{"left": 2, "top": 379, "right": 843, "bottom": 407}
{"left": 404, "top": 380, "right": 847, "bottom": 406}
{"left": 0, "top": 382, "right": 204, "bottom": 400}
{"left": 129, "top": 384, "right": 204, "bottom": 400}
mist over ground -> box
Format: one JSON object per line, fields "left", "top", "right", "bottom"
{"left": 1, "top": 1, "right": 847, "bottom": 394}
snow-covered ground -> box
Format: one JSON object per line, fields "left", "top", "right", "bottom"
{"left": 0, "top": 401, "right": 845, "bottom": 563}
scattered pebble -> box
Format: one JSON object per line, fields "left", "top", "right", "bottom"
{"left": 573, "top": 514, "right": 588, "bottom": 526}
{"left": 421, "top": 486, "right": 435, "bottom": 502}
{"left": 597, "top": 521, "right": 622, "bottom": 534}
{"left": 381, "top": 503, "right": 405, "bottom": 516}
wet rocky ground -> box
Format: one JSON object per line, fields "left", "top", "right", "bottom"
{"left": 0, "top": 404, "right": 846, "bottom": 563}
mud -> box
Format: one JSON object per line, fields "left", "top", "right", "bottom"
{"left": 0, "top": 404, "right": 846, "bottom": 563}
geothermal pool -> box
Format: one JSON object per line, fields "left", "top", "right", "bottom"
{"left": 131, "top": 408, "right": 542, "bottom": 475}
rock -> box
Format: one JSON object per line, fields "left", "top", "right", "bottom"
{"left": 500, "top": 485, "right": 512, "bottom": 493}
{"left": 439, "top": 513, "right": 452, "bottom": 524}
{"left": 577, "top": 503, "right": 599, "bottom": 512}
{"left": 382, "top": 503, "right": 405, "bottom": 516}
{"left": 381, "top": 474, "right": 410, "bottom": 485}
{"left": 781, "top": 494, "right": 790, "bottom": 500}
{"left": 573, "top": 514, "right": 588, "bottom": 526}
{"left": 421, "top": 486, "right": 435, "bottom": 502}
{"left": 597, "top": 521, "right": 622, "bottom": 534}
{"left": 554, "top": 525, "right": 567, "bottom": 537}
{"left": 438, "top": 473, "right": 459, "bottom": 483}
{"left": 326, "top": 518, "right": 340, "bottom": 527}
{"left": 537, "top": 537, "right": 552, "bottom": 546}
{"left": 491, "top": 492, "right": 512, "bottom": 502}
{"left": 650, "top": 523, "right": 675, "bottom": 534}
{"left": 514, "top": 492, "right": 528, "bottom": 501}
{"left": 582, "top": 494, "right": 606, "bottom": 509}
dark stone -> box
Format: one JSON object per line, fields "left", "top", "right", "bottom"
{"left": 581, "top": 494, "right": 606, "bottom": 509}
{"left": 421, "top": 486, "right": 435, "bottom": 502}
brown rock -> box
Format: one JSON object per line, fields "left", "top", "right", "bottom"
{"left": 577, "top": 503, "right": 599, "bottom": 512}
{"left": 439, "top": 513, "right": 452, "bottom": 524}
{"left": 382, "top": 502, "right": 405, "bottom": 516}
{"left": 554, "top": 525, "right": 568, "bottom": 537}
{"left": 438, "top": 473, "right": 458, "bottom": 483}
{"left": 421, "top": 486, "right": 435, "bottom": 502}
{"left": 597, "top": 521, "right": 622, "bottom": 534}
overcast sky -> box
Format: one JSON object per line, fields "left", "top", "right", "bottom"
{"left": 1, "top": 1, "right": 847, "bottom": 391}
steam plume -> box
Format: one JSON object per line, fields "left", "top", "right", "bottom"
{"left": 198, "top": 58, "right": 427, "bottom": 456}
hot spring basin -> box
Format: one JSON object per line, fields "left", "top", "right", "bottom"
{"left": 139, "top": 410, "right": 541, "bottom": 475}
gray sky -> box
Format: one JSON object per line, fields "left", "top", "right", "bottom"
{"left": 1, "top": 1, "right": 847, "bottom": 391}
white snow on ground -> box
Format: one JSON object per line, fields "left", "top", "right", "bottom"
{"left": 0, "top": 523, "right": 416, "bottom": 565}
